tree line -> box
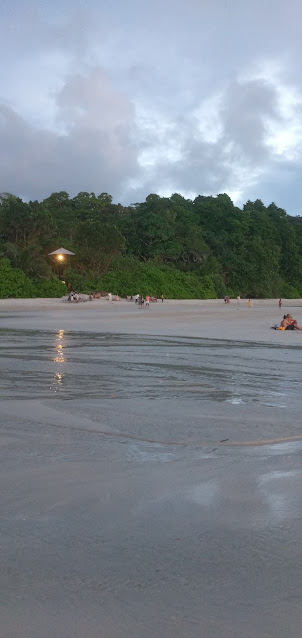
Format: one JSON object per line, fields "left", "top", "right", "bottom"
{"left": 0, "top": 190, "right": 301, "bottom": 298}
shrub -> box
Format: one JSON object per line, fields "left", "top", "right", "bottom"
{"left": 280, "top": 282, "right": 301, "bottom": 299}
{"left": 70, "top": 258, "right": 218, "bottom": 299}
{"left": 0, "top": 259, "right": 36, "bottom": 298}
{"left": 209, "top": 273, "right": 227, "bottom": 298}
{"left": 33, "top": 278, "right": 67, "bottom": 298}
{"left": 0, "top": 259, "right": 67, "bottom": 298}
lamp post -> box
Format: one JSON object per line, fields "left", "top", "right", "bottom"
{"left": 48, "top": 247, "right": 75, "bottom": 281}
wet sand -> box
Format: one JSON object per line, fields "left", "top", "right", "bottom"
{"left": 1, "top": 299, "right": 302, "bottom": 637}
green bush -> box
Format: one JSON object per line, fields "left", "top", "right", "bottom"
{"left": 0, "top": 259, "right": 36, "bottom": 298}
{"left": 33, "top": 278, "right": 67, "bottom": 298}
{"left": 280, "top": 282, "right": 301, "bottom": 299}
{"left": 0, "top": 259, "right": 67, "bottom": 298}
{"left": 63, "top": 269, "right": 97, "bottom": 293}
{"left": 66, "top": 258, "right": 217, "bottom": 299}
{"left": 209, "top": 273, "right": 227, "bottom": 298}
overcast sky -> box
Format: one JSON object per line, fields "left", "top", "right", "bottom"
{"left": 1, "top": 0, "right": 302, "bottom": 212}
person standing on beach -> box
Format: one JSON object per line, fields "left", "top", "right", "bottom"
{"left": 279, "top": 298, "right": 282, "bottom": 308}
{"left": 161, "top": 295, "right": 164, "bottom": 303}
{"left": 145, "top": 295, "right": 150, "bottom": 308}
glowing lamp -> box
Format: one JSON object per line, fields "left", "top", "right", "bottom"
{"left": 48, "top": 247, "right": 75, "bottom": 260}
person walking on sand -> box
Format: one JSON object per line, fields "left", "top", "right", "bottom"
{"left": 161, "top": 295, "right": 164, "bottom": 303}
{"left": 279, "top": 298, "right": 282, "bottom": 308}
{"left": 145, "top": 295, "right": 150, "bottom": 308}
{"left": 248, "top": 299, "right": 252, "bottom": 308}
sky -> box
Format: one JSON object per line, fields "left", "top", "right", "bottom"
{"left": 1, "top": 0, "right": 302, "bottom": 212}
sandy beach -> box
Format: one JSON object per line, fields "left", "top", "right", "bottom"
{"left": 0, "top": 296, "right": 302, "bottom": 342}
{"left": 1, "top": 298, "right": 302, "bottom": 637}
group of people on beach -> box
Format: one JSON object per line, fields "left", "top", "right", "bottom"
{"left": 135, "top": 295, "right": 150, "bottom": 307}
{"left": 224, "top": 295, "right": 253, "bottom": 307}
{"left": 65, "top": 292, "right": 301, "bottom": 332}
{"left": 67, "top": 291, "right": 81, "bottom": 302}
{"left": 107, "top": 293, "right": 120, "bottom": 303}
{"left": 272, "top": 310, "right": 302, "bottom": 331}
{"left": 134, "top": 294, "right": 164, "bottom": 306}
{"left": 277, "top": 314, "right": 302, "bottom": 330}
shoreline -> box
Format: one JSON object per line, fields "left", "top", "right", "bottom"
{"left": 0, "top": 296, "right": 301, "bottom": 308}
{"left": 0, "top": 297, "right": 301, "bottom": 344}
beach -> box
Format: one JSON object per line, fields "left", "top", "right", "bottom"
{"left": 1, "top": 298, "right": 302, "bottom": 637}
{"left": 1, "top": 295, "right": 302, "bottom": 341}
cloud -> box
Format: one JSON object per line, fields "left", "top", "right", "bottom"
{"left": 1, "top": 0, "right": 302, "bottom": 211}
{"left": 0, "top": 68, "right": 138, "bottom": 200}
{"left": 125, "top": 67, "right": 302, "bottom": 207}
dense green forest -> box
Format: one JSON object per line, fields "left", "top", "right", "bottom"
{"left": 0, "top": 190, "right": 302, "bottom": 298}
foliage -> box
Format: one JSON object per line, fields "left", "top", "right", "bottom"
{"left": 0, "top": 259, "right": 66, "bottom": 298}
{"left": 3, "top": 242, "right": 53, "bottom": 277}
{"left": 73, "top": 220, "right": 125, "bottom": 274}
{"left": 0, "top": 259, "right": 36, "bottom": 298}
{"left": 33, "top": 278, "right": 67, "bottom": 298}
{"left": 1, "top": 190, "right": 302, "bottom": 298}
{"left": 72, "top": 257, "right": 217, "bottom": 299}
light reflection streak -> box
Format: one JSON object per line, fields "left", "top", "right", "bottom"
{"left": 53, "top": 329, "right": 66, "bottom": 390}
{"left": 55, "top": 372, "right": 63, "bottom": 385}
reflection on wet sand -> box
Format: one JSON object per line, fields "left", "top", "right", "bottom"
{"left": 0, "top": 328, "right": 302, "bottom": 638}
{"left": 53, "top": 329, "right": 65, "bottom": 389}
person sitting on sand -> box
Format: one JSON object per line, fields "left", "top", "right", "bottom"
{"left": 286, "top": 314, "right": 302, "bottom": 329}
{"left": 280, "top": 315, "right": 291, "bottom": 329}
{"left": 280, "top": 314, "right": 302, "bottom": 330}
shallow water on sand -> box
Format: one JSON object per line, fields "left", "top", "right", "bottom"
{"left": 1, "top": 329, "right": 302, "bottom": 638}
{"left": 0, "top": 328, "right": 300, "bottom": 408}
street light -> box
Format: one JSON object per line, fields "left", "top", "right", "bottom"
{"left": 48, "top": 247, "right": 75, "bottom": 259}
{"left": 48, "top": 247, "right": 75, "bottom": 280}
